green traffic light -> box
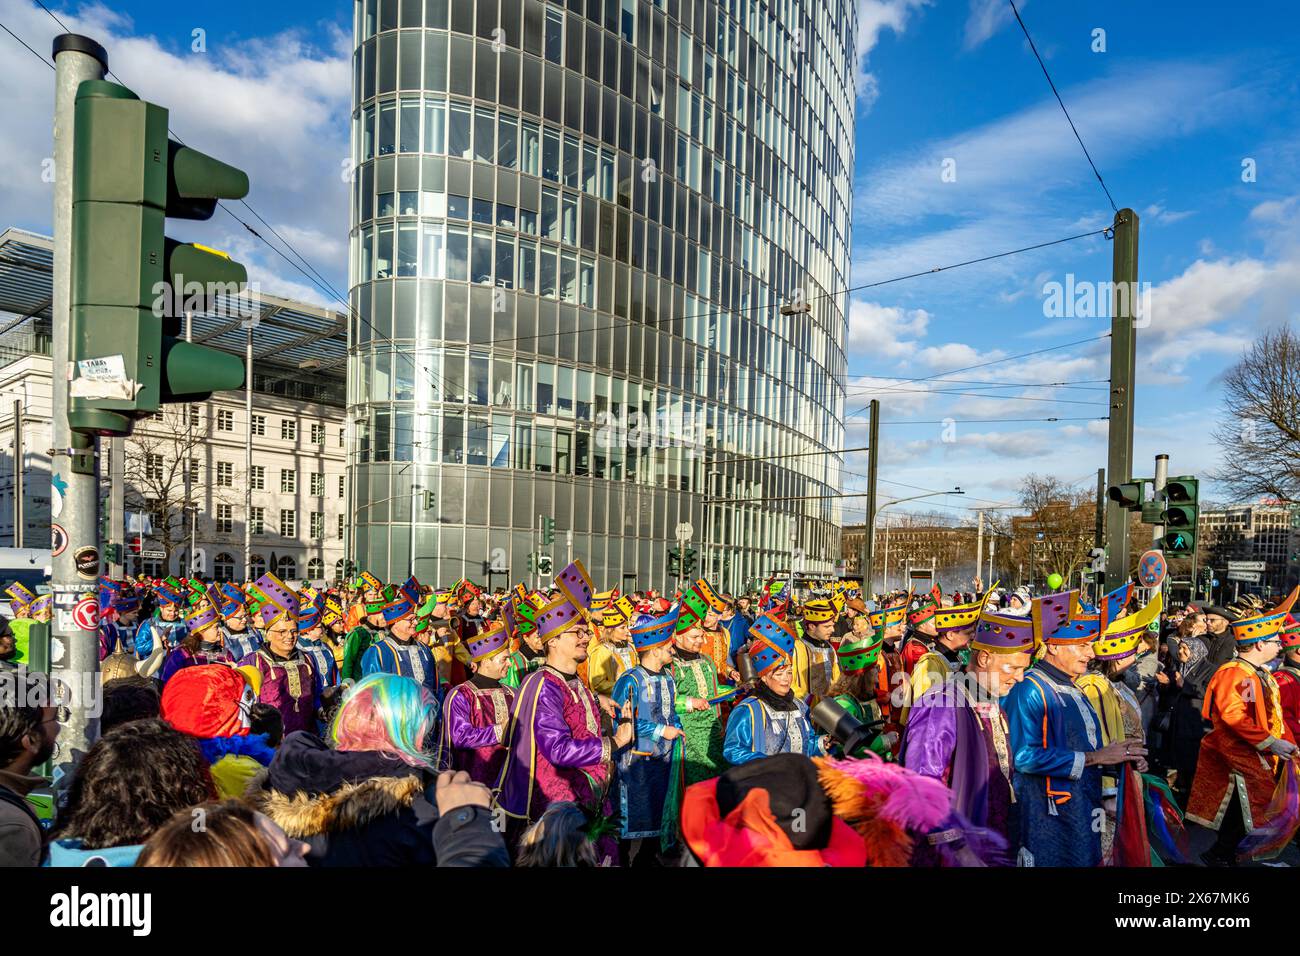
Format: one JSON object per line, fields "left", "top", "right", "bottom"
{"left": 68, "top": 79, "right": 250, "bottom": 436}
{"left": 1163, "top": 531, "right": 1195, "bottom": 554}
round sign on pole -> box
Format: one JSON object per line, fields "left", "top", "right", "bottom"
{"left": 1138, "top": 549, "right": 1168, "bottom": 589}
{"left": 72, "top": 597, "right": 99, "bottom": 631}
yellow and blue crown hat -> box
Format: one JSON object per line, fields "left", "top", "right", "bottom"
{"left": 1229, "top": 586, "right": 1299, "bottom": 645}
{"left": 1093, "top": 592, "right": 1163, "bottom": 660}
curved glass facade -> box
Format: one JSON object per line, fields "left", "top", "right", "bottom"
{"left": 347, "top": 0, "right": 855, "bottom": 593}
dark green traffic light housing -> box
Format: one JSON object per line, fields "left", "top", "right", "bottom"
{"left": 69, "top": 79, "right": 248, "bottom": 436}
{"left": 1107, "top": 482, "right": 1143, "bottom": 511}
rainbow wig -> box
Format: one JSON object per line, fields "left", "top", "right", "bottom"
{"left": 331, "top": 673, "right": 438, "bottom": 769}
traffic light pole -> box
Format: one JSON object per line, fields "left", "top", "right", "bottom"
{"left": 51, "top": 34, "right": 109, "bottom": 772}
{"left": 1152, "top": 454, "right": 1168, "bottom": 545}
{"left": 859, "top": 399, "right": 879, "bottom": 597}
{"left": 1104, "top": 209, "right": 1139, "bottom": 590}
{"left": 109, "top": 436, "right": 124, "bottom": 577}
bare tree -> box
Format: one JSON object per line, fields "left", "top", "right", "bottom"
{"left": 1014, "top": 474, "right": 1098, "bottom": 585}
{"left": 1213, "top": 326, "right": 1300, "bottom": 503}
{"left": 123, "top": 406, "right": 239, "bottom": 572}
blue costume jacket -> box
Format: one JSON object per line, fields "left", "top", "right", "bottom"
{"left": 361, "top": 636, "right": 439, "bottom": 698}
{"left": 133, "top": 616, "right": 186, "bottom": 658}
{"left": 612, "top": 665, "right": 683, "bottom": 840}
{"left": 298, "top": 638, "right": 339, "bottom": 689}
{"left": 222, "top": 623, "right": 262, "bottom": 662}
{"left": 723, "top": 614, "right": 749, "bottom": 665}
{"left": 1004, "top": 660, "right": 1104, "bottom": 866}
{"left": 723, "top": 691, "right": 825, "bottom": 765}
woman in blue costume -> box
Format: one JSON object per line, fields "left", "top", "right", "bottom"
{"left": 723, "top": 611, "right": 831, "bottom": 765}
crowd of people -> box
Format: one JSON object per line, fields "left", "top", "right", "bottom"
{"left": 1, "top": 564, "right": 1298, "bottom": 868}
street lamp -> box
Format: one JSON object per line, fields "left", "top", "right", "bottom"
{"left": 878, "top": 488, "right": 963, "bottom": 591}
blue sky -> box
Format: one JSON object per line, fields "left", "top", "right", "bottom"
{"left": 2, "top": 0, "right": 1298, "bottom": 523}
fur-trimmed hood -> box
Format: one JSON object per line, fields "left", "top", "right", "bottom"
{"left": 256, "top": 773, "right": 426, "bottom": 838}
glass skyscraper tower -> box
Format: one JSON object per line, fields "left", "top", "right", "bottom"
{"left": 347, "top": 0, "right": 855, "bottom": 594}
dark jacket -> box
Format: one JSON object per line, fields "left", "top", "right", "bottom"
{"left": 0, "top": 769, "right": 45, "bottom": 867}
{"left": 252, "top": 731, "right": 508, "bottom": 868}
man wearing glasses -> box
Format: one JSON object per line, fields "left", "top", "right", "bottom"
{"left": 1187, "top": 589, "right": 1299, "bottom": 866}
{"left": 0, "top": 671, "right": 59, "bottom": 866}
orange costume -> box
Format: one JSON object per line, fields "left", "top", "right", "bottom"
{"left": 1186, "top": 660, "right": 1296, "bottom": 832}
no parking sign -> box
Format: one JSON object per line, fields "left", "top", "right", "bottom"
{"left": 1138, "top": 550, "right": 1167, "bottom": 589}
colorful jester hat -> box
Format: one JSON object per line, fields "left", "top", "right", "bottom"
{"left": 746, "top": 612, "right": 798, "bottom": 677}
{"left": 1280, "top": 614, "right": 1300, "bottom": 650}
{"left": 503, "top": 587, "right": 545, "bottom": 640}
{"left": 836, "top": 629, "right": 884, "bottom": 674}
{"left": 1031, "top": 589, "right": 1101, "bottom": 645}
{"left": 1092, "top": 592, "right": 1163, "bottom": 661}
{"left": 208, "top": 582, "right": 247, "bottom": 621}
{"left": 6, "top": 582, "right": 35, "bottom": 615}
{"left": 801, "top": 598, "right": 837, "bottom": 625}
{"left": 632, "top": 607, "right": 681, "bottom": 653}
{"left": 534, "top": 560, "right": 595, "bottom": 643}
{"left": 676, "top": 579, "right": 727, "bottom": 633}
{"left": 356, "top": 571, "right": 383, "bottom": 594}
{"left": 600, "top": 595, "right": 637, "bottom": 629}
{"left": 362, "top": 582, "right": 399, "bottom": 615}
{"left": 247, "top": 572, "right": 299, "bottom": 629}
{"left": 154, "top": 576, "right": 187, "bottom": 607}
{"left": 933, "top": 582, "right": 999, "bottom": 634}
{"left": 1229, "top": 585, "right": 1300, "bottom": 646}
{"left": 907, "top": 585, "right": 943, "bottom": 626}
{"left": 380, "top": 577, "right": 423, "bottom": 626}
{"left": 320, "top": 594, "right": 346, "bottom": 629}
{"left": 466, "top": 617, "right": 511, "bottom": 662}
{"left": 971, "top": 605, "right": 1036, "bottom": 655}
{"left": 183, "top": 597, "right": 222, "bottom": 636}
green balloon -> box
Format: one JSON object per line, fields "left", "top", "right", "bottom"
{"left": 1046, "top": 573, "right": 1064, "bottom": 591}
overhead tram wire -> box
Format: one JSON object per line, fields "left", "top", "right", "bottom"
{"left": 0, "top": 19, "right": 52, "bottom": 67}
{"left": 1008, "top": 0, "right": 1119, "bottom": 214}
{"left": 843, "top": 377, "right": 1109, "bottom": 393}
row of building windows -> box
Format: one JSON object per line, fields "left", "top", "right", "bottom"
{"left": 351, "top": 17, "right": 851, "bottom": 302}
{"left": 142, "top": 458, "right": 348, "bottom": 497}
{"left": 352, "top": 99, "right": 841, "bottom": 351}
{"left": 348, "top": 469, "right": 838, "bottom": 571}
{"left": 348, "top": 286, "right": 840, "bottom": 446}
{"left": 208, "top": 409, "right": 337, "bottom": 446}
{"left": 353, "top": 349, "right": 838, "bottom": 463}
{"left": 214, "top": 506, "right": 330, "bottom": 539}
{"left": 352, "top": 409, "right": 838, "bottom": 517}
{"left": 208, "top": 554, "right": 340, "bottom": 584}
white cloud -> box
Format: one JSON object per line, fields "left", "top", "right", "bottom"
{"left": 1143, "top": 203, "right": 1195, "bottom": 225}
{"left": 0, "top": 0, "right": 351, "bottom": 303}
{"left": 1140, "top": 254, "right": 1300, "bottom": 373}
{"left": 962, "top": 0, "right": 1023, "bottom": 50}
{"left": 853, "top": 0, "right": 931, "bottom": 107}
{"left": 913, "top": 341, "right": 986, "bottom": 368}
{"left": 846, "top": 298, "right": 931, "bottom": 357}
